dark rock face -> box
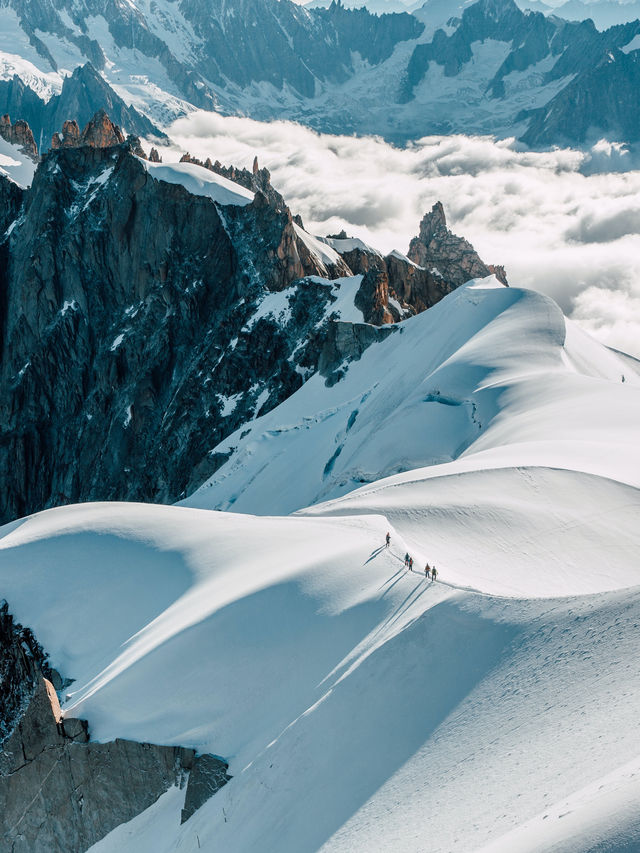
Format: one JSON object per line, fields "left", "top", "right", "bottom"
{"left": 0, "top": 174, "right": 23, "bottom": 236}
{"left": 0, "top": 117, "right": 504, "bottom": 523}
{"left": 327, "top": 202, "right": 506, "bottom": 328}
{"left": 0, "top": 601, "right": 55, "bottom": 741}
{"left": 0, "top": 63, "right": 163, "bottom": 153}
{"left": 1, "top": 0, "right": 421, "bottom": 117}
{"left": 0, "top": 604, "right": 230, "bottom": 850}
{"left": 400, "top": 0, "right": 640, "bottom": 143}
{"left": 522, "top": 47, "right": 640, "bottom": 146}
{"left": 319, "top": 320, "right": 397, "bottom": 385}
{"left": 0, "top": 674, "right": 230, "bottom": 851}
{"left": 181, "top": 754, "right": 232, "bottom": 824}
{"left": 0, "top": 134, "right": 350, "bottom": 523}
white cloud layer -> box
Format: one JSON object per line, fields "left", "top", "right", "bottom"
{"left": 165, "top": 112, "right": 640, "bottom": 358}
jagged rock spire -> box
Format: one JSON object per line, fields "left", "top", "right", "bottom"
{"left": 51, "top": 110, "right": 125, "bottom": 151}
{"left": 408, "top": 201, "right": 507, "bottom": 287}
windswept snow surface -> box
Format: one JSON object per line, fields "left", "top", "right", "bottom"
{"left": 1, "top": 277, "right": 639, "bottom": 852}
{"left": 293, "top": 221, "right": 344, "bottom": 270}
{"left": 141, "top": 159, "right": 254, "bottom": 206}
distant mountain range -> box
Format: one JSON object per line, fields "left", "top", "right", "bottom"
{"left": 0, "top": 0, "right": 639, "bottom": 147}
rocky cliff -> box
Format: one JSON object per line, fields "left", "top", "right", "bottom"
{"left": 326, "top": 203, "right": 507, "bottom": 326}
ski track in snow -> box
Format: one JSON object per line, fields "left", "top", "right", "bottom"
{"left": 0, "top": 279, "right": 638, "bottom": 852}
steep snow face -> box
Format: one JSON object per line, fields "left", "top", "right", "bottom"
{"left": 185, "top": 277, "right": 640, "bottom": 516}
{"left": 141, "top": 159, "right": 254, "bottom": 206}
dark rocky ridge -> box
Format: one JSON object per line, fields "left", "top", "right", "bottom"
{"left": 0, "top": 601, "right": 56, "bottom": 741}
{"left": 0, "top": 0, "right": 422, "bottom": 114}
{"left": 0, "top": 112, "right": 504, "bottom": 524}
{"left": 2, "top": 0, "right": 640, "bottom": 145}
{"left": 0, "top": 602, "right": 230, "bottom": 850}
{"left": 522, "top": 47, "right": 640, "bottom": 146}
{"left": 326, "top": 204, "right": 507, "bottom": 326}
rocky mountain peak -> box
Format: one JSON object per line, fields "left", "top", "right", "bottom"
{"left": 417, "top": 201, "right": 448, "bottom": 241}
{"left": 0, "top": 114, "right": 38, "bottom": 160}
{"left": 51, "top": 110, "right": 126, "bottom": 150}
{"left": 407, "top": 201, "right": 508, "bottom": 287}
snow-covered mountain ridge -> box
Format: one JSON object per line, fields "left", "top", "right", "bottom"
{"left": 185, "top": 277, "right": 640, "bottom": 514}
{"left": 1, "top": 273, "right": 639, "bottom": 851}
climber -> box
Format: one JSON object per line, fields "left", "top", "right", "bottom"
{"left": 404, "top": 552, "right": 410, "bottom": 566}
{"left": 431, "top": 566, "right": 437, "bottom": 581}
{"left": 386, "top": 532, "right": 391, "bottom": 547}
{"left": 425, "top": 563, "right": 430, "bottom": 578}
{"left": 409, "top": 556, "right": 413, "bottom": 571}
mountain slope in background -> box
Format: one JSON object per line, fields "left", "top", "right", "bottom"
{"left": 1, "top": 0, "right": 640, "bottom": 145}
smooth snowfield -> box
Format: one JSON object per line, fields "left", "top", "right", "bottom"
{"left": 1, "top": 501, "right": 639, "bottom": 853}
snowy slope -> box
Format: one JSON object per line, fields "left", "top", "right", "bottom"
{"left": 0, "top": 497, "right": 638, "bottom": 853}
{"left": 186, "top": 277, "right": 640, "bottom": 516}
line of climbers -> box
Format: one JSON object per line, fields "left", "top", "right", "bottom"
{"left": 385, "top": 532, "right": 438, "bottom": 581}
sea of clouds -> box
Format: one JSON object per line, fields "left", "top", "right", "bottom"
{"left": 167, "top": 112, "right": 640, "bottom": 358}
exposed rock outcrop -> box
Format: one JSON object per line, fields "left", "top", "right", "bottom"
{"left": 0, "top": 604, "right": 230, "bottom": 851}
{"left": 0, "top": 675, "right": 230, "bottom": 851}
{"left": 51, "top": 109, "right": 125, "bottom": 150}
{"left": 0, "top": 173, "right": 23, "bottom": 235}
{"left": 319, "top": 320, "right": 397, "bottom": 385}
{"left": 0, "top": 114, "right": 38, "bottom": 160}
{"left": 0, "top": 601, "right": 55, "bottom": 741}
{"left": 0, "top": 136, "right": 349, "bottom": 522}
{"left": 407, "top": 202, "right": 508, "bottom": 287}
{"left": 327, "top": 203, "right": 507, "bottom": 326}
{"left": 0, "top": 115, "right": 505, "bottom": 523}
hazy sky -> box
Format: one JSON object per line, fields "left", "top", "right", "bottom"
{"left": 168, "top": 112, "right": 640, "bottom": 358}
